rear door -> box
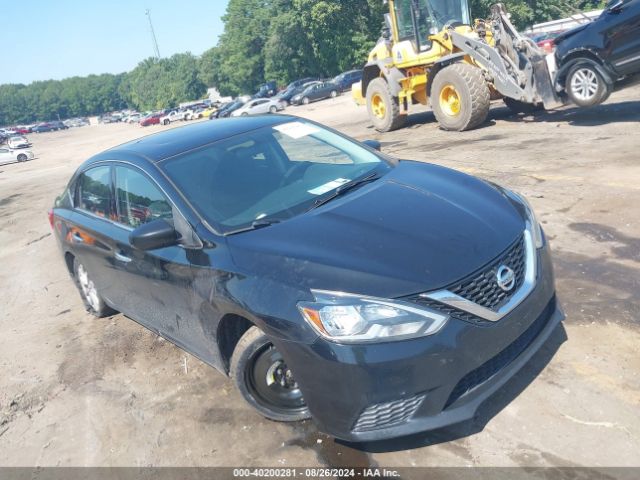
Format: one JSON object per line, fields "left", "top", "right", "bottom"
{"left": 607, "top": 0, "right": 640, "bottom": 75}
{"left": 0, "top": 148, "right": 14, "bottom": 166}
{"left": 69, "top": 164, "right": 120, "bottom": 303}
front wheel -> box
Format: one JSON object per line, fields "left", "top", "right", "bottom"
{"left": 566, "top": 64, "right": 609, "bottom": 107}
{"left": 431, "top": 63, "right": 490, "bottom": 131}
{"left": 230, "top": 327, "right": 310, "bottom": 422}
{"left": 366, "top": 77, "right": 406, "bottom": 132}
{"left": 17, "top": 154, "right": 28, "bottom": 162}
{"left": 330, "top": 90, "right": 338, "bottom": 98}
{"left": 269, "top": 106, "right": 277, "bottom": 114}
{"left": 302, "top": 97, "right": 310, "bottom": 105}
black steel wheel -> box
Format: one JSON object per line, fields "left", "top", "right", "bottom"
{"left": 17, "top": 154, "right": 28, "bottom": 162}
{"left": 230, "top": 327, "right": 310, "bottom": 422}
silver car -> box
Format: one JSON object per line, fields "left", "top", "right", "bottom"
{"left": 7, "top": 136, "right": 31, "bottom": 149}
{"left": 0, "top": 147, "right": 34, "bottom": 165}
{"left": 231, "top": 98, "right": 286, "bottom": 116}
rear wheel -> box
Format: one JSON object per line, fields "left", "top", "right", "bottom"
{"left": 72, "top": 258, "right": 114, "bottom": 317}
{"left": 431, "top": 63, "right": 490, "bottom": 131}
{"left": 366, "top": 77, "right": 406, "bottom": 132}
{"left": 503, "top": 97, "right": 545, "bottom": 114}
{"left": 163, "top": 119, "right": 170, "bottom": 125}
{"left": 230, "top": 327, "right": 310, "bottom": 422}
{"left": 566, "top": 64, "right": 608, "bottom": 107}
{"left": 17, "top": 154, "right": 27, "bottom": 162}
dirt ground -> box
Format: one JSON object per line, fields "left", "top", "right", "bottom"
{"left": 1, "top": 83, "right": 639, "bottom": 469}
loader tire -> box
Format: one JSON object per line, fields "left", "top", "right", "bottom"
{"left": 366, "top": 78, "right": 406, "bottom": 132}
{"left": 431, "top": 63, "right": 490, "bottom": 131}
{"left": 503, "top": 97, "right": 544, "bottom": 114}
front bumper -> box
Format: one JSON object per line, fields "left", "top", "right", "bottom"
{"left": 277, "top": 245, "right": 564, "bottom": 442}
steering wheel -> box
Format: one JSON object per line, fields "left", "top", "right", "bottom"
{"left": 279, "top": 162, "right": 311, "bottom": 187}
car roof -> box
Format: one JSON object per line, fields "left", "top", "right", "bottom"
{"left": 92, "top": 115, "right": 296, "bottom": 163}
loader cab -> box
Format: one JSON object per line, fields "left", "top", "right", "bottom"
{"left": 390, "top": 0, "right": 471, "bottom": 55}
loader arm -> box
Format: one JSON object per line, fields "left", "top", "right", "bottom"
{"left": 450, "top": 3, "right": 563, "bottom": 109}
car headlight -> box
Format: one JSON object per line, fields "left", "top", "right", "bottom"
{"left": 298, "top": 290, "right": 448, "bottom": 343}
{"left": 505, "top": 189, "right": 544, "bottom": 249}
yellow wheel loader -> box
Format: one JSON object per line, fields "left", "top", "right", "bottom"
{"left": 353, "top": 0, "right": 563, "bottom": 132}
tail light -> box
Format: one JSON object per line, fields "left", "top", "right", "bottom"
{"left": 48, "top": 209, "right": 54, "bottom": 229}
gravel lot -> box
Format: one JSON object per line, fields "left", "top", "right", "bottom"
{"left": 1, "top": 83, "right": 639, "bottom": 468}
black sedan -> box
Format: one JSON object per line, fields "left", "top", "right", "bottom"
{"left": 290, "top": 81, "right": 340, "bottom": 105}
{"left": 51, "top": 116, "right": 564, "bottom": 441}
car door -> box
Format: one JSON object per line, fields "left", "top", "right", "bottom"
{"left": 68, "top": 164, "right": 120, "bottom": 302}
{"left": 253, "top": 99, "right": 270, "bottom": 114}
{"left": 106, "top": 164, "right": 218, "bottom": 362}
{"left": 607, "top": 0, "right": 640, "bottom": 75}
{"left": 0, "top": 148, "right": 14, "bottom": 166}
{"left": 309, "top": 83, "right": 322, "bottom": 101}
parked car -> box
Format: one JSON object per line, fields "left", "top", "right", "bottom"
{"left": 199, "top": 106, "right": 218, "bottom": 119}
{"left": 277, "top": 81, "right": 320, "bottom": 105}
{"left": 160, "top": 110, "right": 187, "bottom": 125}
{"left": 213, "top": 100, "right": 246, "bottom": 118}
{"left": 290, "top": 81, "right": 340, "bottom": 105}
{"left": 125, "top": 113, "right": 142, "bottom": 124}
{"left": 254, "top": 81, "right": 277, "bottom": 98}
{"left": 0, "top": 128, "right": 17, "bottom": 136}
{"left": 32, "top": 123, "right": 58, "bottom": 133}
{"left": 139, "top": 113, "right": 163, "bottom": 127}
{"left": 50, "top": 115, "right": 563, "bottom": 442}
{"left": 7, "top": 136, "right": 31, "bottom": 149}
{"left": 332, "top": 69, "right": 363, "bottom": 92}
{"left": 554, "top": 0, "right": 640, "bottom": 107}
{"left": 0, "top": 146, "right": 34, "bottom": 165}
{"left": 231, "top": 98, "right": 286, "bottom": 116}
{"left": 14, "top": 126, "right": 32, "bottom": 134}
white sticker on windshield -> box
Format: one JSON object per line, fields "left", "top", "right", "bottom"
{"left": 308, "top": 178, "right": 350, "bottom": 195}
{"left": 274, "top": 121, "right": 320, "bottom": 139}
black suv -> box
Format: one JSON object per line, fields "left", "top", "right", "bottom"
{"left": 554, "top": 0, "right": 640, "bottom": 107}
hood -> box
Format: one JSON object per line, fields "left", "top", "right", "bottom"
{"left": 228, "top": 161, "right": 525, "bottom": 298}
{"left": 554, "top": 22, "right": 590, "bottom": 47}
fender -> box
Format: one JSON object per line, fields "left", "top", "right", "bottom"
{"left": 556, "top": 53, "right": 616, "bottom": 90}
{"left": 426, "top": 52, "right": 467, "bottom": 96}
{"left": 361, "top": 60, "right": 405, "bottom": 97}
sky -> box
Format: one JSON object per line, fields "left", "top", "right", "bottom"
{"left": 0, "top": 0, "right": 230, "bottom": 85}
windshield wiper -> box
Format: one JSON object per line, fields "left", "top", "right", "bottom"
{"left": 224, "top": 219, "right": 280, "bottom": 236}
{"left": 307, "top": 172, "right": 380, "bottom": 212}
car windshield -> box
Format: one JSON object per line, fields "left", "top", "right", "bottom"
{"left": 161, "top": 120, "right": 391, "bottom": 233}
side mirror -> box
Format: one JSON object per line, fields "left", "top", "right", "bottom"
{"left": 129, "top": 219, "right": 178, "bottom": 251}
{"left": 362, "top": 139, "right": 382, "bottom": 151}
{"left": 608, "top": 0, "right": 624, "bottom": 11}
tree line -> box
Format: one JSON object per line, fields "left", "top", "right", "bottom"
{"left": 0, "top": 0, "right": 605, "bottom": 125}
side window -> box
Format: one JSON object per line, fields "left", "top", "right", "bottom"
{"left": 114, "top": 166, "right": 173, "bottom": 228}
{"left": 76, "top": 166, "right": 112, "bottom": 219}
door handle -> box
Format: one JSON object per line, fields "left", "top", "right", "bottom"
{"left": 72, "top": 232, "right": 84, "bottom": 243}
{"left": 114, "top": 252, "right": 132, "bottom": 263}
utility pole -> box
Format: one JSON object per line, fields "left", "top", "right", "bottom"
{"left": 145, "top": 9, "right": 161, "bottom": 59}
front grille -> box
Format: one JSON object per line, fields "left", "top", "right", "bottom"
{"left": 353, "top": 394, "right": 425, "bottom": 432}
{"left": 450, "top": 235, "right": 526, "bottom": 310}
{"left": 444, "top": 296, "right": 556, "bottom": 409}
{"left": 408, "top": 234, "right": 527, "bottom": 324}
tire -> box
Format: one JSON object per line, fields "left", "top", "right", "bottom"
{"left": 302, "top": 97, "right": 310, "bottom": 105}
{"left": 17, "top": 154, "right": 27, "bottom": 162}
{"left": 230, "top": 327, "right": 310, "bottom": 422}
{"left": 241, "top": 112, "right": 249, "bottom": 117}
{"left": 269, "top": 106, "right": 277, "bottom": 114}
{"left": 566, "top": 64, "right": 608, "bottom": 108}
{"left": 330, "top": 90, "right": 338, "bottom": 98}
{"left": 72, "top": 258, "right": 115, "bottom": 318}
{"left": 163, "top": 119, "right": 170, "bottom": 125}
{"left": 503, "top": 97, "right": 545, "bottom": 114}
{"left": 366, "top": 77, "right": 407, "bottom": 132}
{"left": 431, "top": 63, "right": 490, "bottom": 131}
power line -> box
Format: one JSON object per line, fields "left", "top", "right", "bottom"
{"left": 145, "top": 9, "right": 161, "bottom": 59}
